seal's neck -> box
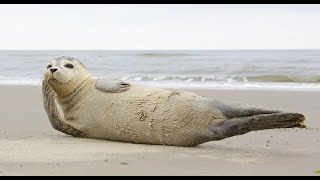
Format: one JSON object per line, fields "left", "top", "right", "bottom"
{"left": 57, "top": 77, "right": 94, "bottom": 113}
{"left": 52, "top": 75, "right": 92, "bottom": 99}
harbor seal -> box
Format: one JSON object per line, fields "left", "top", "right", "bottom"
{"left": 42, "top": 56, "right": 306, "bottom": 147}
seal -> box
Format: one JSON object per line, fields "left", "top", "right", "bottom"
{"left": 42, "top": 56, "right": 306, "bottom": 147}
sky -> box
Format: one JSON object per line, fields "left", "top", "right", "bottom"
{"left": 0, "top": 4, "right": 320, "bottom": 50}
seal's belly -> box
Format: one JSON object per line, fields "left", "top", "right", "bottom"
{"left": 67, "top": 85, "right": 219, "bottom": 146}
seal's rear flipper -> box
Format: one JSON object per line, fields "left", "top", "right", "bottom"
{"left": 210, "top": 100, "right": 282, "bottom": 118}
{"left": 210, "top": 112, "right": 306, "bottom": 140}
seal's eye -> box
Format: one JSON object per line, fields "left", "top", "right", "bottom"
{"left": 47, "top": 65, "right": 52, "bottom": 69}
{"left": 64, "top": 64, "right": 74, "bottom": 69}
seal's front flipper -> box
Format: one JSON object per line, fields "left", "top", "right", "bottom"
{"left": 42, "top": 81, "right": 89, "bottom": 137}
{"left": 210, "top": 112, "right": 306, "bottom": 140}
{"left": 95, "top": 77, "right": 131, "bottom": 93}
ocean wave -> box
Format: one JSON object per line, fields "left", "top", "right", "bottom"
{"left": 246, "top": 75, "right": 320, "bottom": 83}
{"left": 137, "top": 82, "right": 320, "bottom": 91}
{"left": 0, "top": 76, "right": 319, "bottom": 91}
{"left": 120, "top": 75, "right": 320, "bottom": 83}
{"left": 0, "top": 76, "right": 41, "bottom": 85}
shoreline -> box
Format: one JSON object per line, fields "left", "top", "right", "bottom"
{"left": 0, "top": 85, "right": 319, "bottom": 175}
{"left": 1, "top": 83, "right": 320, "bottom": 91}
{"left": 0, "top": 81, "right": 320, "bottom": 92}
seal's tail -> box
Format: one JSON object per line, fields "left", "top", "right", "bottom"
{"left": 210, "top": 112, "right": 306, "bottom": 140}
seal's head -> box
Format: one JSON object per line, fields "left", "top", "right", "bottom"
{"left": 43, "top": 56, "right": 92, "bottom": 98}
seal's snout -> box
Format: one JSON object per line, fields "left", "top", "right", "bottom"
{"left": 50, "top": 68, "right": 58, "bottom": 73}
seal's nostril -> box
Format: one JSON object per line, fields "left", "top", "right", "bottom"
{"left": 50, "top": 68, "right": 58, "bottom": 73}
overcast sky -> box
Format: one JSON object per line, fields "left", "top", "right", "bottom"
{"left": 0, "top": 4, "right": 320, "bottom": 50}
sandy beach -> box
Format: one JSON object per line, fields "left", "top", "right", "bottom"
{"left": 0, "top": 85, "right": 319, "bottom": 176}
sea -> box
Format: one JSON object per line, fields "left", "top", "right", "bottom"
{"left": 0, "top": 50, "right": 319, "bottom": 91}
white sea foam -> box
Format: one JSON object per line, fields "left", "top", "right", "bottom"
{"left": 0, "top": 76, "right": 41, "bottom": 86}
{"left": 1, "top": 76, "right": 319, "bottom": 91}
{"left": 139, "top": 82, "right": 320, "bottom": 91}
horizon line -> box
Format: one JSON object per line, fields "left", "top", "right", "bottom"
{"left": 0, "top": 49, "right": 320, "bottom": 51}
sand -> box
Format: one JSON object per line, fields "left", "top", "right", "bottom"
{"left": 0, "top": 85, "right": 319, "bottom": 176}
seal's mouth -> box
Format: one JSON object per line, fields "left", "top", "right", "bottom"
{"left": 44, "top": 71, "right": 60, "bottom": 84}
{"left": 44, "top": 73, "right": 57, "bottom": 85}
{"left": 47, "top": 78, "right": 54, "bottom": 84}
{"left": 48, "top": 77, "right": 64, "bottom": 85}
{"left": 44, "top": 73, "right": 53, "bottom": 81}
{"left": 46, "top": 75, "right": 70, "bottom": 85}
